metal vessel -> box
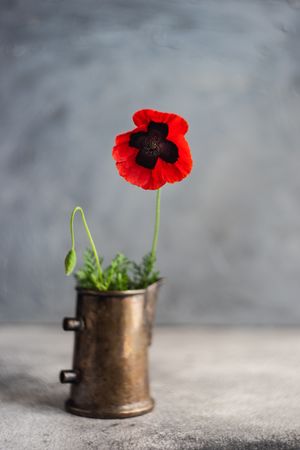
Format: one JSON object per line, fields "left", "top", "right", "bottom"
{"left": 60, "top": 280, "right": 161, "bottom": 419}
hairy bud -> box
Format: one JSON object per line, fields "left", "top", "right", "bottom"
{"left": 65, "top": 249, "right": 77, "bottom": 276}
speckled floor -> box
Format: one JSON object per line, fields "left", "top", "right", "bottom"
{"left": 1, "top": 325, "right": 300, "bottom": 449}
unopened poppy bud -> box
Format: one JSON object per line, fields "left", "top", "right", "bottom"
{"left": 65, "top": 249, "right": 77, "bottom": 276}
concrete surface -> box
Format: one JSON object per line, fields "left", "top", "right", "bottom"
{"left": 1, "top": 325, "right": 300, "bottom": 449}
{"left": 1, "top": 0, "right": 300, "bottom": 325}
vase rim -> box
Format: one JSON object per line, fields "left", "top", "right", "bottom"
{"left": 75, "top": 278, "right": 164, "bottom": 297}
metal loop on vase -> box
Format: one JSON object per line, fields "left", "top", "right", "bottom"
{"left": 62, "top": 317, "right": 84, "bottom": 331}
{"left": 60, "top": 370, "right": 80, "bottom": 384}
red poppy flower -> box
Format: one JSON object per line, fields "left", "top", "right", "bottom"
{"left": 112, "top": 109, "right": 193, "bottom": 190}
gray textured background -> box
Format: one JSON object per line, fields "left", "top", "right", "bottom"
{"left": 1, "top": 0, "right": 300, "bottom": 324}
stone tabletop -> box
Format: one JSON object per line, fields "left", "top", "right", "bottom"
{"left": 1, "top": 325, "right": 300, "bottom": 449}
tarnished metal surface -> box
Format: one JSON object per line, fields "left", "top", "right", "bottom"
{"left": 60, "top": 280, "right": 162, "bottom": 418}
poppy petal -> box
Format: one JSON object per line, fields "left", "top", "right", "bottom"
{"left": 167, "top": 114, "right": 189, "bottom": 135}
{"left": 113, "top": 143, "right": 138, "bottom": 162}
{"left": 158, "top": 135, "right": 193, "bottom": 183}
{"left": 156, "top": 159, "right": 188, "bottom": 184}
{"left": 133, "top": 109, "right": 188, "bottom": 135}
{"left": 171, "top": 134, "right": 193, "bottom": 168}
{"left": 148, "top": 121, "right": 168, "bottom": 139}
{"left": 129, "top": 131, "right": 147, "bottom": 149}
{"left": 115, "top": 130, "right": 132, "bottom": 146}
{"left": 115, "top": 124, "right": 148, "bottom": 146}
{"left": 116, "top": 154, "right": 165, "bottom": 190}
{"left": 159, "top": 140, "right": 179, "bottom": 164}
{"left": 136, "top": 150, "right": 158, "bottom": 169}
{"left": 116, "top": 156, "right": 151, "bottom": 189}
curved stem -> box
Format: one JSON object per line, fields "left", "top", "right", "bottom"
{"left": 151, "top": 189, "right": 161, "bottom": 264}
{"left": 70, "top": 206, "right": 103, "bottom": 281}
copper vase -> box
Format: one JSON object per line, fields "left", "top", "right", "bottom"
{"left": 60, "top": 280, "right": 162, "bottom": 419}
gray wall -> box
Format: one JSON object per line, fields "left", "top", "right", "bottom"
{"left": 1, "top": 0, "right": 300, "bottom": 324}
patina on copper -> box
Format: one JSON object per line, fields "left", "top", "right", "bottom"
{"left": 60, "top": 279, "right": 162, "bottom": 419}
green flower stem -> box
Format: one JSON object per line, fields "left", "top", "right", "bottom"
{"left": 70, "top": 206, "right": 103, "bottom": 281}
{"left": 151, "top": 189, "right": 161, "bottom": 264}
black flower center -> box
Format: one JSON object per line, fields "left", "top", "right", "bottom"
{"left": 129, "top": 121, "right": 179, "bottom": 169}
{"left": 144, "top": 136, "right": 160, "bottom": 153}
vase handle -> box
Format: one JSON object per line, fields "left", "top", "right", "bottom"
{"left": 60, "top": 370, "right": 80, "bottom": 384}
{"left": 62, "top": 317, "right": 84, "bottom": 331}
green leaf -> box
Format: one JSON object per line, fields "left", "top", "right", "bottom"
{"left": 74, "top": 248, "right": 160, "bottom": 291}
